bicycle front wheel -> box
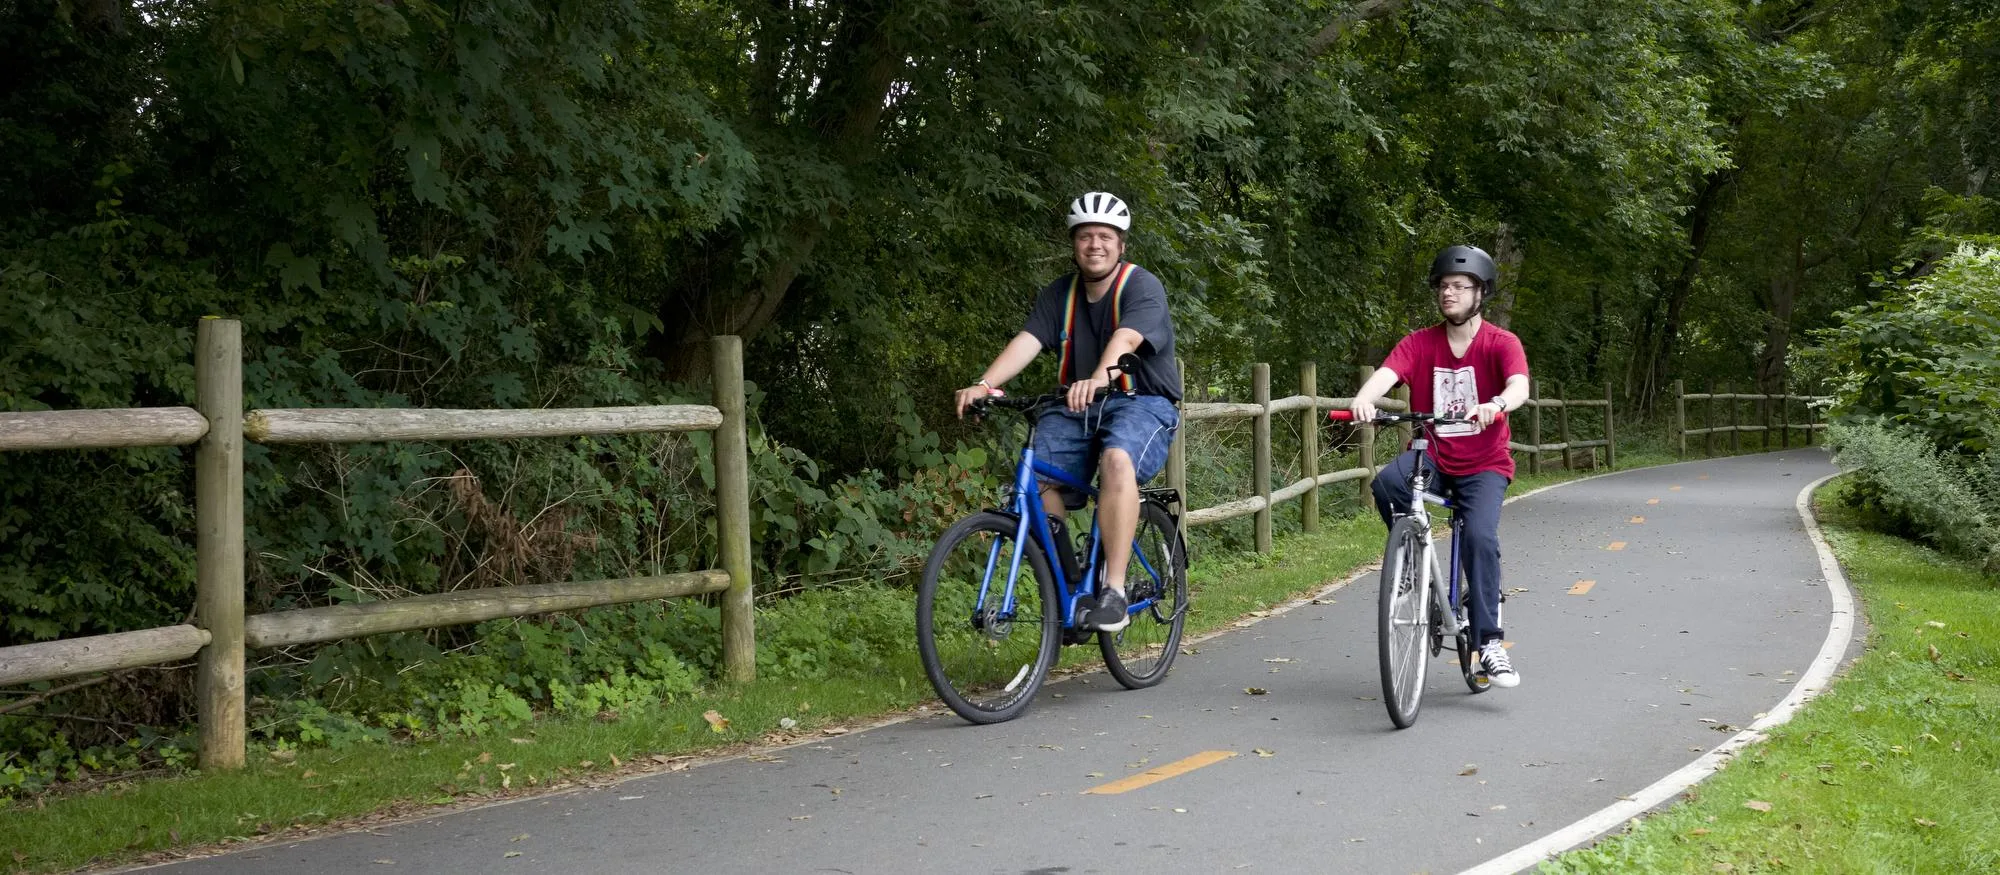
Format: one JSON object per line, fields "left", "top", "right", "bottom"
{"left": 917, "top": 511, "right": 1061, "bottom": 724}
{"left": 1378, "top": 516, "right": 1431, "bottom": 729}
{"left": 1099, "top": 501, "right": 1188, "bottom": 690}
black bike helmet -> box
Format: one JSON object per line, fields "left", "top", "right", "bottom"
{"left": 1427, "top": 245, "right": 1497, "bottom": 291}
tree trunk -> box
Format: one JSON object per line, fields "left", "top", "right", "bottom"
{"left": 1484, "top": 223, "right": 1522, "bottom": 328}
{"left": 1755, "top": 236, "right": 1803, "bottom": 395}
{"left": 653, "top": 3, "right": 904, "bottom": 380}
{"left": 1630, "top": 167, "right": 1733, "bottom": 414}
{"left": 1585, "top": 283, "right": 1605, "bottom": 383}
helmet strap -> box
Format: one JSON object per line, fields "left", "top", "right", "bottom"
{"left": 1078, "top": 258, "right": 1124, "bottom": 285}
{"left": 1442, "top": 287, "right": 1484, "bottom": 327}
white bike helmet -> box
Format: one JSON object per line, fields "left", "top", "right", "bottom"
{"left": 1066, "top": 192, "right": 1132, "bottom": 232}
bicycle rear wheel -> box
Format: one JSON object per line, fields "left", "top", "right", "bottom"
{"left": 1099, "top": 501, "right": 1188, "bottom": 690}
{"left": 917, "top": 511, "right": 1061, "bottom": 724}
{"left": 1378, "top": 516, "right": 1430, "bottom": 729}
{"left": 1458, "top": 577, "right": 1496, "bottom": 694}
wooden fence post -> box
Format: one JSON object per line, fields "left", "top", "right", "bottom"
{"left": 1728, "top": 381, "right": 1741, "bottom": 454}
{"left": 1780, "top": 381, "right": 1791, "bottom": 448}
{"left": 1357, "top": 365, "right": 1376, "bottom": 512}
{"left": 1394, "top": 384, "right": 1412, "bottom": 446}
{"left": 1706, "top": 381, "right": 1716, "bottom": 457}
{"left": 1300, "top": 361, "right": 1318, "bottom": 534}
{"left": 1169, "top": 359, "right": 1188, "bottom": 545}
{"left": 1253, "top": 363, "right": 1272, "bottom": 554}
{"left": 1806, "top": 395, "right": 1818, "bottom": 446}
{"left": 712, "top": 336, "right": 755, "bottom": 684}
{"left": 1674, "top": 379, "right": 1686, "bottom": 458}
{"left": 1556, "top": 380, "right": 1571, "bottom": 470}
{"left": 1604, "top": 380, "right": 1617, "bottom": 469}
{"left": 1759, "top": 390, "right": 1772, "bottom": 451}
{"left": 1527, "top": 378, "right": 1542, "bottom": 476}
{"left": 195, "top": 318, "right": 246, "bottom": 771}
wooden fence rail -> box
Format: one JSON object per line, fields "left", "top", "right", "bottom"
{"left": 1169, "top": 362, "right": 1411, "bottom": 542}
{"left": 1671, "top": 379, "right": 1830, "bottom": 457}
{"left": 1506, "top": 379, "right": 1618, "bottom": 475}
{"left": 0, "top": 319, "right": 753, "bottom": 770}
{"left": 1170, "top": 367, "right": 1619, "bottom": 543}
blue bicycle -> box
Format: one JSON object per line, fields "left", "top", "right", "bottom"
{"left": 917, "top": 385, "right": 1188, "bottom": 724}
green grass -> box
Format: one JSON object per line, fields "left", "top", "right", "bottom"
{"left": 0, "top": 498, "right": 1448, "bottom": 873}
{"left": 0, "top": 455, "right": 1655, "bottom": 873}
{"left": 1541, "top": 477, "right": 2000, "bottom": 874}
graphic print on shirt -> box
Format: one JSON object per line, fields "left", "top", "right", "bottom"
{"left": 1432, "top": 365, "right": 1482, "bottom": 438}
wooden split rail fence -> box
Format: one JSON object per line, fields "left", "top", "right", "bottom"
{"left": 1672, "top": 379, "right": 1828, "bottom": 457}
{"left": 1508, "top": 380, "right": 1617, "bottom": 476}
{"left": 3, "top": 330, "right": 1633, "bottom": 770}
{"left": 0, "top": 319, "right": 754, "bottom": 770}
{"left": 1163, "top": 366, "right": 1616, "bottom": 551}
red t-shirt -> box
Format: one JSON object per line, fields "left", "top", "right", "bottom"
{"left": 1381, "top": 323, "right": 1531, "bottom": 479}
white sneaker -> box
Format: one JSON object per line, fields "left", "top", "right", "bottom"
{"left": 1479, "top": 641, "right": 1520, "bottom": 688}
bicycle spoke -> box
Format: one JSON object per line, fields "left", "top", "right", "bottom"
{"left": 1100, "top": 502, "right": 1187, "bottom": 690}
{"left": 918, "top": 513, "right": 1059, "bottom": 724}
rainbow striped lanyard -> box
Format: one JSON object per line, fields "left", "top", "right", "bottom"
{"left": 1057, "top": 262, "right": 1137, "bottom": 391}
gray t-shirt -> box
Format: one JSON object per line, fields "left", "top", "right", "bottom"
{"left": 1022, "top": 263, "right": 1182, "bottom": 402}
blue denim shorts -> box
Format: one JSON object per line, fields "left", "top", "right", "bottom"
{"left": 1033, "top": 394, "right": 1180, "bottom": 509}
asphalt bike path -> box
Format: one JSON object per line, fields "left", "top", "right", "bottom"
{"left": 144, "top": 449, "right": 1849, "bottom": 874}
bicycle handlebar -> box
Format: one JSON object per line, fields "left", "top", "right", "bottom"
{"left": 970, "top": 385, "right": 1128, "bottom": 416}
{"left": 1327, "top": 409, "right": 1487, "bottom": 427}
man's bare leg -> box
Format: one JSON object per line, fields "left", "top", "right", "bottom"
{"left": 1095, "top": 448, "right": 1139, "bottom": 596}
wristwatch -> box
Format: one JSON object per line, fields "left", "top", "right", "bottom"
{"left": 1488, "top": 395, "right": 1508, "bottom": 411}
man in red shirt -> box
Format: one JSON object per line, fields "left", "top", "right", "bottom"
{"left": 1349, "top": 245, "right": 1531, "bottom": 687}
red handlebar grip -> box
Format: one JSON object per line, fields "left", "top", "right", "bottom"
{"left": 1326, "top": 410, "right": 1355, "bottom": 422}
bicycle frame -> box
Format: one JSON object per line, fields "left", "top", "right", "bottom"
{"left": 975, "top": 401, "right": 1171, "bottom": 633}
{"left": 1396, "top": 431, "right": 1466, "bottom": 642}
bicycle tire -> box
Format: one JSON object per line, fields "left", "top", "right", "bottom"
{"left": 1379, "top": 516, "right": 1430, "bottom": 728}
{"left": 917, "top": 511, "right": 1061, "bottom": 724}
{"left": 1099, "top": 501, "right": 1188, "bottom": 690}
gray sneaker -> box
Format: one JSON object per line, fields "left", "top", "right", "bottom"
{"left": 1479, "top": 641, "right": 1520, "bottom": 688}
{"left": 1085, "top": 588, "right": 1130, "bottom": 632}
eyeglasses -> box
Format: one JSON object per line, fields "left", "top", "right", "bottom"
{"left": 1435, "top": 281, "right": 1478, "bottom": 293}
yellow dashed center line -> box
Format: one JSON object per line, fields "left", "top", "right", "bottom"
{"left": 1084, "top": 750, "right": 1238, "bottom": 795}
{"left": 1670, "top": 485, "right": 1683, "bottom": 491}
{"left": 1607, "top": 541, "right": 1627, "bottom": 551}
{"left": 1569, "top": 580, "right": 1596, "bottom": 595}
{"left": 1647, "top": 498, "right": 1660, "bottom": 505}
{"left": 1629, "top": 516, "right": 1646, "bottom": 524}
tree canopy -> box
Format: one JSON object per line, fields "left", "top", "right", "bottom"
{"left": 3, "top": 0, "right": 1997, "bottom": 644}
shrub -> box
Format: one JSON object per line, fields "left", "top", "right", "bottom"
{"left": 1828, "top": 419, "right": 2000, "bottom": 575}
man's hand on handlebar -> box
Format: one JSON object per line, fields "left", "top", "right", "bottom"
{"left": 1066, "top": 373, "right": 1110, "bottom": 413}
{"left": 955, "top": 383, "right": 1001, "bottom": 418}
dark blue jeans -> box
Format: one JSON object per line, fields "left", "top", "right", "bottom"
{"left": 1371, "top": 450, "right": 1510, "bottom": 645}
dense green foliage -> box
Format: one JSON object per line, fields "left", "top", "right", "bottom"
{"left": 1829, "top": 420, "right": 2000, "bottom": 574}
{"left": 4, "top": 0, "right": 1999, "bottom": 799}
{"left": 1816, "top": 244, "right": 2000, "bottom": 453}
{"left": 1817, "top": 243, "right": 2000, "bottom": 574}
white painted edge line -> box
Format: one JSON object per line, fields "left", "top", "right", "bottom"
{"left": 1458, "top": 470, "right": 1857, "bottom": 875}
